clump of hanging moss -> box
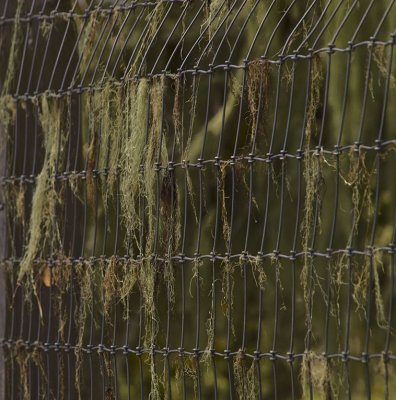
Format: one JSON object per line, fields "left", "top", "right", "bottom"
{"left": 334, "top": 147, "right": 380, "bottom": 321}
{"left": 205, "top": 0, "right": 230, "bottom": 38}
{"left": 119, "top": 77, "right": 175, "bottom": 390}
{"left": 78, "top": 10, "right": 99, "bottom": 82}
{"left": 220, "top": 162, "right": 231, "bottom": 245}
{"left": 0, "top": 96, "right": 16, "bottom": 136}
{"left": 252, "top": 256, "right": 267, "bottom": 289}
{"left": 184, "top": 357, "right": 200, "bottom": 399}
{"left": 300, "top": 352, "right": 334, "bottom": 400}
{"left": 150, "top": 352, "right": 161, "bottom": 400}
{"left": 300, "top": 55, "right": 323, "bottom": 324}
{"left": 371, "top": 252, "right": 387, "bottom": 328}
{"left": 172, "top": 75, "right": 184, "bottom": 149}
{"left": 345, "top": 149, "right": 374, "bottom": 237}
{"left": 91, "top": 81, "right": 125, "bottom": 198}
{"left": 18, "top": 98, "right": 67, "bottom": 295}
{"left": 125, "top": 3, "right": 167, "bottom": 77}
{"left": 119, "top": 259, "right": 139, "bottom": 312}
{"left": 74, "top": 260, "right": 95, "bottom": 346}
{"left": 103, "top": 256, "right": 118, "bottom": 318}
{"left": 103, "top": 256, "right": 127, "bottom": 320}
{"left": 72, "top": 259, "right": 102, "bottom": 400}
{"left": 86, "top": 93, "right": 98, "bottom": 209}
{"left": 15, "top": 183, "right": 26, "bottom": 223}
{"left": 221, "top": 259, "right": 236, "bottom": 337}
{"left": 145, "top": 76, "right": 168, "bottom": 249}
{"left": 373, "top": 44, "right": 396, "bottom": 89}
{"left": 1, "top": 0, "right": 23, "bottom": 96}
{"left": 120, "top": 78, "right": 148, "bottom": 244}
{"left": 14, "top": 342, "right": 46, "bottom": 400}
{"left": 50, "top": 258, "right": 73, "bottom": 349}
{"left": 351, "top": 252, "right": 387, "bottom": 328}
{"left": 233, "top": 350, "right": 259, "bottom": 399}
{"left": 301, "top": 152, "right": 324, "bottom": 277}
{"left": 246, "top": 59, "right": 270, "bottom": 147}
{"left": 39, "top": 19, "right": 52, "bottom": 39}
{"left": 15, "top": 340, "right": 29, "bottom": 400}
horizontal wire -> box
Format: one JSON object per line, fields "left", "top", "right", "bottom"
{"left": 1, "top": 339, "right": 395, "bottom": 364}
{"left": 2, "top": 245, "right": 395, "bottom": 265}
{"left": 5, "top": 39, "right": 395, "bottom": 100}
{"left": 1, "top": 140, "right": 395, "bottom": 185}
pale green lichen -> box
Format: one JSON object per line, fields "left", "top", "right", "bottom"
{"left": 18, "top": 98, "right": 67, "bottom": 288}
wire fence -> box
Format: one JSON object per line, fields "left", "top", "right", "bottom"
{"left": 0, "top": 0, "right": 396, "bottom": 399}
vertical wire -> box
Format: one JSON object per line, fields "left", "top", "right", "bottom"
{"left": 268, "top": 60, "right": 284, "bottom": 400}
{"left": 281, "top": 57, "right": 297, "bottom": 398}
{"left": 381, "top": 41, "right": 395, "bottom": 400}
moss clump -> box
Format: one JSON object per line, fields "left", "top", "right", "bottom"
{"left": 246, "top": 60, "right": 270, "bottom": 147}
{"left": 252, "top": 256, "right": 267, "bottom": 289}
{"left": 184, "top": 357, "right": 200, "bottom": 399}
{"left": 373, "top": 45, "right": 396, "bottom": 89}
{"left": 14, "top": 343, "right": 46, "bottom": 400}
{"left": 1, "top": 0, "right": 23, "bottom": 96}
{"left": 352, "top": 251, "right": 387, "bottom": 328}
{"left": 93, "top": 82, "right": 125, "bottom": 196}
{"left": 300, "top": 55, "right": 323, "bottom": 328}
{"left": 146, "top": 76, "right": 169, "bottom": 251}
{"left": 86, "top": 93, "right": 98, "bottom": 209}
{"left": 51, "top": 259, "right": 73, "bottom": 346}
{"left": 119, "top": 260, "right": 139, "bottom": 311}
{"left": 119, "top": 77, "right": 174, "bottom": 384}
{"left": 221, "top": 259, "right": 235, "bottom": 337}
{"left": 300, "top": 352, "right": 334, "bottom": 400}
{"left": 120, "top": 78, "right": 149, "bottom": 246}
{"left": 371, "top": 252, "right": 386, "bottom": 328}
{"left": 149, "top": 352, "right": 161, "bottom": 400}
{"left": 78, "top": 10, "right": 99, "bottom": 82}
{"left": 18, "top": 97, "right": 67, "bottom": 291}
{"left": 103, "top": 256, "right": 119, "bottom": 319}
{"left": 220, "top": 162, "right": 231, "bottom": 246}
{"left": 301, "top": 153, "right": 324, "bottom": 277}
{"left": 102, "top": 256, "right": 140, "bottom": 323}
{"left": 39, "top": 19, "right": 52, "bottom": 39}
{"left": 15, "top": 340, "right": 29, "bottom": 400}
{"left": 74, "top": 261, "right": 95, "bottom": 345}
{"left": 344, "top": 149, "right": 374, "bottom": 239}
{"left": 125, "top": 3, "right": 167, "bottom": 77}
{"left": 172, "top": 75, "right": 184, "bottom": 150}
{"left": 0, "top": 95, "right": 16, "bottom": 137}
{"left": 233, "top": 350, "right": 258, "bottom": 399}
{"left": 15, "top": 183, "right": 26, "bottom": 223}
{"left": 205, "top": 0, "right": 230, "bottom": 39}
{"left": 72, "top": 259, "right": 101, "bottom": 400}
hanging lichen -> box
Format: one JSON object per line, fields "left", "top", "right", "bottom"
{"left": 300, "top": 54, "right": 323, "bottom": 327}
{"left": 120, "top": 78, "right": 149, "bottom": 245}
{"left": 344, "top": 149, "right": 374, "bottom": 239}
{"left": 246, "top": 59, "right": 270, "bottom": 148}
{"left": 95, "top": 81, "right": 125, "bottom": 196}
{"left": 205, "top": 0, "right": 230, "bottom": 39}
{"left": 18, "top": 97, "right": 67, "bottom": 287}
{"left": 373, "top": 44, "right": 396, "bottom": 89}
{"left": 221, "top": 259, "right": 235, "bottom": 338}
{"left": 78, "top": 10, "right": 100, "bottom": 82}
{"left": 300, "top": 352, "right": 335, "bottom": 400}
{"left": 125, "top": 2, "right": 167, "bottom": 77}
{"left": 1, "top": 0, "right": 23, "bottom": 96}
{"left": 233, "top": 350, "right": 259, "bottom": 400}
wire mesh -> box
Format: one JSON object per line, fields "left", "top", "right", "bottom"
{"left": 0, "top": 0, "right": 396, "bottom": 398}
